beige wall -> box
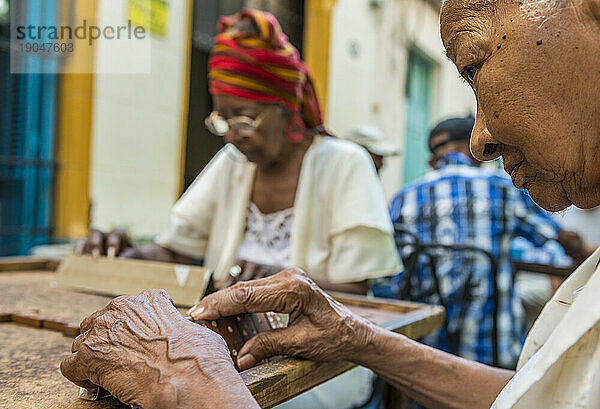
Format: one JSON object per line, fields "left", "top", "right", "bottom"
{"left": 89, "top": 0, "right": 190, "bottom": 237}
{"left": 326, "top": 0, "right": 476, "bottom": 200}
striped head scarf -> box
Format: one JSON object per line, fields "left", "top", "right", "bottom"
{"left": 208, "top": 9, "right": 326, "bottom": 142}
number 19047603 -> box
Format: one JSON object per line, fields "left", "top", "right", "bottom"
{"left": 20, "top": 42, "right": 74, "bottom": 53}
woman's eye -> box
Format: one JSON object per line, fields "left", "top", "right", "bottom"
{"left": 234, "top": 111, "right": 257, "bottom": 120}
{"left": 462, "top": 65, "right": 478, "bottom": 84}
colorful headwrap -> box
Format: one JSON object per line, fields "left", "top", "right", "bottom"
{"left": 208, "top": 9, "right": 326, "bottom": 142}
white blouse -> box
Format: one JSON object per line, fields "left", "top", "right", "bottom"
{"left": 492, "top": 246, "right": 600, "bottom": 408}
{"left": 156, "top": 136, "right": 401, "bottom": 283}
{"left": 236, "top": 203, "right": 294, "bottom": 268}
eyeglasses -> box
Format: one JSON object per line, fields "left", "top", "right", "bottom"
{"left": 204, "top": 109, "right": 272, "bottom": 137}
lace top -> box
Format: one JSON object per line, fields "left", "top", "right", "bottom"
{"left": 236, "top": 202, "right": 294, "bottom": 267}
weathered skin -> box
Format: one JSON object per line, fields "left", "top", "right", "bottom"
{"left": 441, "top": 0, "right": 600, "bottom": 212}
{"left": 191, "top": 268, "right": 514, "bottom": 409}
{"left": 189, "top": 268, "right": 375, "bottom": 369}
{"left": 60, "top": 289, "right": 258, "bottom": 409}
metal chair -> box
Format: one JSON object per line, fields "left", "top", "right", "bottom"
{"left": 393, "top": 226, "right": 501, "bottom": 367}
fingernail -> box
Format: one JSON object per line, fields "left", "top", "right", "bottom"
{"left": 237, "top": 354, "right": 256, "bottom": 370}
{"left": 189, "top": 305, "right": 205, "bottom": 319}
{"left": 107, "top": 247, "right": 116, "bottom": 259}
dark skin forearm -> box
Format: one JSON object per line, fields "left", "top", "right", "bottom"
{"left": 190, "top": 269, "right": 515, "bottom": 409}
{"left": 355, "top": 326, "right": 514, "bottom": 409}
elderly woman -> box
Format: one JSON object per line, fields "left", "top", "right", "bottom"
{"left": 61, "top": 1, "right": 600, "bottom": 408}
{"left": 77, "top": 9, "right": 400, "bottom": 296}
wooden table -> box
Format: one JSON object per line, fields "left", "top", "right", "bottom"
{"left": 0, "top": 265, "right": 444, "bottom": 408}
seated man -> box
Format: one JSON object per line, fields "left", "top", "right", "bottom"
{"left": 386, "top": 116, "right": 566, "bottom": 369}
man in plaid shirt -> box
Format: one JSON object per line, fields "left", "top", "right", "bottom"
{"left": 385, "top": 116, "right": 563, "bottom": 369}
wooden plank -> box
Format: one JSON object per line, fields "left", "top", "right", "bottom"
{"left": 330, "top": 291, "right": 428, "bottom": 313}
{"left": 1, "top": 323, "right": 126, "bottom": 409}
{"left": 56, "top": 255, "right": 211, "bottom": 307}
{"left": 0, "top": 256, "right": 57, "bottom": 272}
{"left": 0, "top": 272, "right": 132, "bottom": 324}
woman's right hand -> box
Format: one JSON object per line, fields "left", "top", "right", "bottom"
{"left": 74, "top": 228, "right": 133, "bottom": 258}
{"left": 188, "top": 268, "right": 378, "bottom": 370}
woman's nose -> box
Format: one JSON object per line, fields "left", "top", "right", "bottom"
{"left": 470, "top": 105, "right": 502, "bottom": 162}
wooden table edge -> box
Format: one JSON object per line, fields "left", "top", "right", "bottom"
{"left": 242, "top": 305, "right": 444, "bottom": 408}
{"left": 0, "top": 256, "right": 60, "bottom": 272}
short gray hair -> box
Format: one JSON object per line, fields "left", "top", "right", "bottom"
{"left": 520, "top": 0, "right": 575, "bottom": 21}
{"left": 441, "top": 0, "right": 570, "bottom": 17}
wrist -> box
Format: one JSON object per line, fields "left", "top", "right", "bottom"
{"left": 350, "top": 323, "right": 407, "bottom": 368}
{"left": 345, "top": 316, "right": 382, "bottom": 362}
{"left": 168, "top": 366, "right": 258, "bottom": 409}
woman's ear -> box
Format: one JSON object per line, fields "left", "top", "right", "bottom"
{"left": 285, "top": 112, "right": 306, "bottom": 143}
{"left": 428, "top": 156, "right": 437, "bottom": 170}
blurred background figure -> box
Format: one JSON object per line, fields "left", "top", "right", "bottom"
{"left": 343, "top": 125, "right": 400, "bottom": 174}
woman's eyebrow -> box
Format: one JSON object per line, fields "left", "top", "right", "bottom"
{"left": 444, "top": 30, "right": 474, "bottom": 61}
{"left": 233, "top": 106, "right": 259, "bottom": 115}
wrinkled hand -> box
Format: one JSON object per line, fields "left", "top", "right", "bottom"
{"left": 188, "top": 268, "right": 376, "bottom": 370}
{"left": 60, "top": 289, "right": 257, "bottom": 409}
{"left": 74, "top": 228, "right": 133, "bottom": 258}
{"left": 215, "top": 260, "right": 283, "bottom": 290}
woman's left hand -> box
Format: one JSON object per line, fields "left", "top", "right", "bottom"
{"left": 188, "top": 268, "right": 377, "bottom": 370}
{"left": 60, "top": 289, "right": 258, "bottom": 409}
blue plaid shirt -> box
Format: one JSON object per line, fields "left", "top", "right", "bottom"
{"left": 384, "top": 152, "right": 561, "bottom": 368}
